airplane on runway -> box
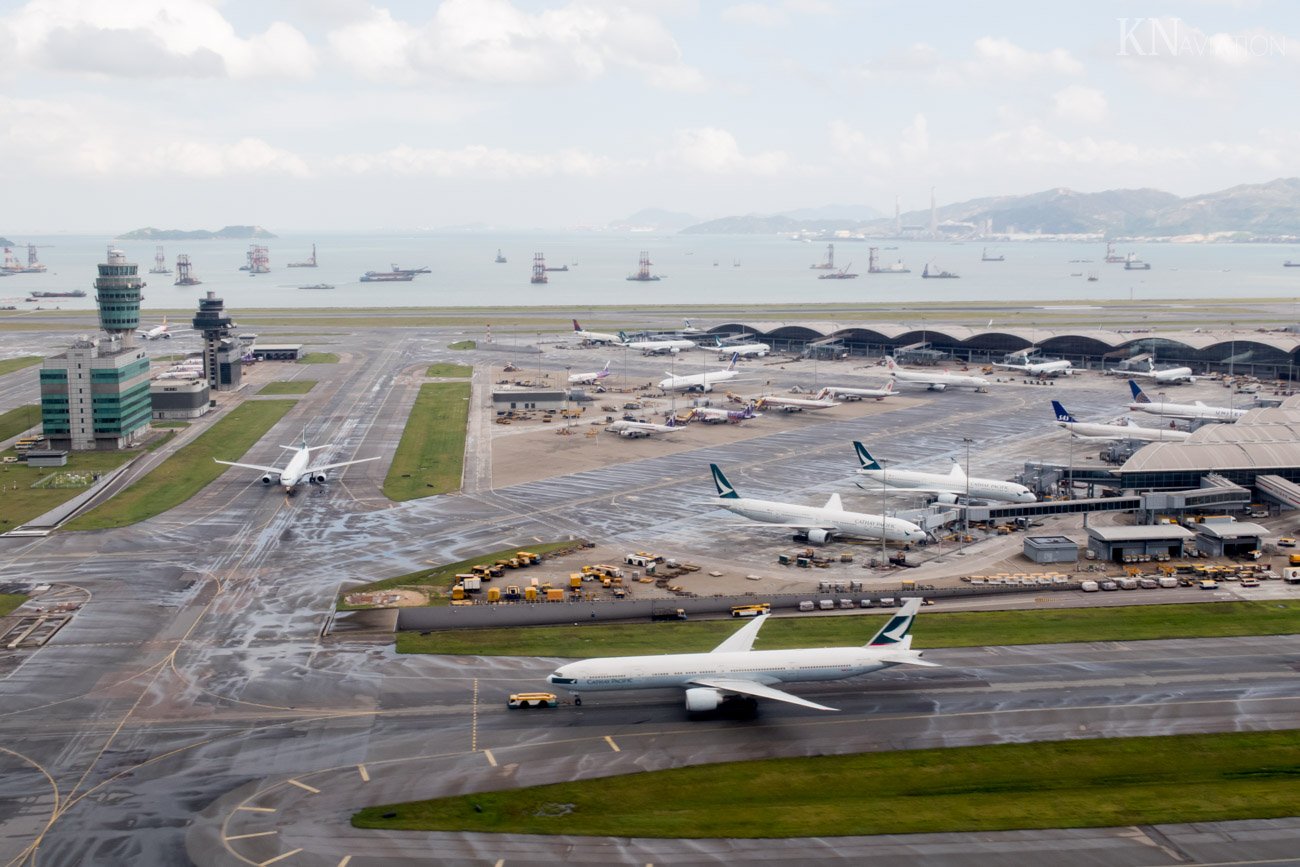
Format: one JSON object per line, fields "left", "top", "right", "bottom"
{"left": 708, "top": 463, "right": 928, "bottom": 546}
{"left": 137, "top": 317, "right": 190, "bottom": 340}
{"left": 853, "top": 442, "right": 1037, "bottom": 504}
{"left": 659, "top": 353, "right": 741, "bottom": 392}
{"left": 753, "top": 393, "right": 839, "bottom": 412}
{"left": 214, "top": 432, "right": 381, "bottom": 495}
{"left": 1129, "top": 358, "right": 1195, "bottom": 384}
{"left": 547, "top": 598, "right": 936, "bottom": 712}
{"left": 710, "top": 336, "right": 771, "bottom": 358}
{"left": 571, "top": 319, "right": 622, "bottom": 345}
{"left": 604, "top": 418, "right": 684, "bottom": 438}
{"left": 568, "top": 361, "right": 611, "bottom": 385}
{"left": 885, "top": 357, "right": 989, "bottom": 391}
{"left": 817, "top": 381, "right": 895, "bottom": 401}
{"left": 993, "top": 352, "right": 1073, "bottom": 377}
{"left": 1127, "top": 380, "right": 1245, "bottom": 422}
{"left": 619, "top": 331, "right": 697, "bottom": 355}
{"left": 1052, "top": 401, "right": 1190, "bottom": 442}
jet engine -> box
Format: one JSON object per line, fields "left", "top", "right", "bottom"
{"left": 311, "top": 472, "right": 328, "bottom": 484}
{"left": 260, "top": 475, "right": 276, "bottom": 485}
{"left": 685, "top": 687, "right": 723, "bottom": 713}
{"left": 935, "top": 492, "right": 960, "bottom": 505}
{"left": 669, "top": 347, "right": 681, "bottom": 354}
{"left": 806, "top": 528, "right": 832, "bottom": 545}
{"left": 700, "top": 383, "right": 713, "bottom": 393}
{"left": 927, "top": 383, "right": 948, "bottom": 391}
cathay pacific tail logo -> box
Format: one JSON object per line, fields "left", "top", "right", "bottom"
{"left": 869, "top": 614, "right": 913, "bottom": 646}
{"left": 853, "top": 441, "right": 881, "bottom": 471}
{"left": 710, "top": 464, "right": 739, "bottom": 499}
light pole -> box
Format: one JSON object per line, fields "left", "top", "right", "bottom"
{"left": 878, "top": 458, "right": 890, "bottom": 569}
{"left": 564, "top": 366, "right": 571, "bottom": 431}
{"left": 536, "top": 332, "right": 543, "bottom": 385}
{"left": 961, "top": 437, "right": 972, "bottom": 551}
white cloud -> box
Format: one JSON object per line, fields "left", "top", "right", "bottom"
{"left": 659, "top": 127, "right": 788, "bottom": 174}
{"left": 329, "top": 144, "right": 620, "bottom": 178}
{"left": 1052, "top": 85, "right": 1107, "bottom": 123}
{"left": 853, "top": 37, "right": 1082, "bottom": 84}
{"left": 971, "top": 37, "right": 1082, "bottom": 76}
{"left": 0, "top": 0, "right": 317, "bottom": 80}
{"left": 328, "top": 0, "right": 704, "bottom": 89}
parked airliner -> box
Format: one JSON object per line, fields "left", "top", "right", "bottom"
{"left": 993, "top": 354, "right": 1073, "bottom": 376}
{"left": 754, "top": 393, "right": 839, "bottom": 412}
{"left": 137, "top": 317, "right": 188, "bottom": 340}
{"left": 659, "top": 353, "right": 741, "bottom": 392}
{"left": 1127, "top": 380, "right": 1245, "bottom": 422}
{"left": 817, "top": 381, "right": 895, "bottom": 401}
{"left": 710, "top": 336, "right": 771, "bottom": 358}
{"left": 214, "top": 433, "right": 381, "bottom": 495}
{"left": 547, "top": 598, "right": 936, "bottom": 712}
{"left": 1052, "top": 401, "right": 1190, "bottom": 442}
{"left": 709, "top": 463, "right": 927, "bottom": 546}
{"left": 853, "top": 442, "right": 1036, "bottom": 504}
{"left": 619, "top": 331, "right": 697, "bottom": 355}
{"left": 690, "top": 404, "right": 759, "bottom": 423}
{"left": 571, "top": 319, "right": 621, "bottom": 345}
{"left": 604, "top": 419, "right": 683, "bottom": 438}
{"left": 885, "top": 357, "right": 989, "bottom": 391}
{"left": 1129, "top": 359, "right": 1195, "bottom": 384}
{"left": 568, "top": 361, "right": 611, "bottom": 385}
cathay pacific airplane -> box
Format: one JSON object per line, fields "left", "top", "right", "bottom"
{"left": 214, "top": 432, "right": 381, "bottom": 495}
{"left": 709, "top": 463, "right": 927, "bottom": 545}
{"left": 546, "top": 598, "right": 936, "bottom": 712}
{"left": 853, "top": 442, "right": 1036, "bottom": 504}
{"left": 1127, "top": 380, "right": 1245, "bottom": 422}
{"left": 659, "top": 353, "right": 741, "bottom": 392}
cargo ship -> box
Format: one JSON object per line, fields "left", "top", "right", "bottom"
{"left": 1, "top": 245, "right": 47, "bottom": 274}
{"left": 360, "top": 271, "right": 415, "bottom": 282}
{"left": 626, "top": 251, "right": 661, "bottom": 282}
{"left": 1123, "top": 253, "right": 1151, "bottom": 271}
{"left": 817, "top": 263, "right": 858, "bottom": 279}
{"left": 29, "top": 290, "right": 87, "bottom": 298}
{"left": 287, "top": 244, "right": 318, "bottom": 268}
{"left": 867, "top": 247, "right": 909, "bottom": 273}
{"left": 921, "top": 263, "right": 958, "bottom": 279}
{"left": 298, "top": 283, "right": 334, "bottom": 290}
{"left": 981, "top": 247, "right": 1004, "bottom": 262}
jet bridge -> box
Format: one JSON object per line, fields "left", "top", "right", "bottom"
{"left": 1254, "top": 474, "right": 1300, "bottom": 510}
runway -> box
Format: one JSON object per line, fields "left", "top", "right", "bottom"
{"left": 0, "top": 324, "right": 1296, "bottom": 866}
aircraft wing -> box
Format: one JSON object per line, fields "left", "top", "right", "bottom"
{"left": 304, "top": 456, "right": 382, "bottom": 474}
{"left": 855, "top": 481, "right": 955, "bottom": 496}
{"left": 214, "top": 459, "right": 282, "bottom": 474}
{"left": 689, "top": 677, "right": 838, "bottom": 711}
{"left": 710, "top": 613, "right": 769, "bottom": 654}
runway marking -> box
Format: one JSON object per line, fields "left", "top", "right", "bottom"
{"left": 236, "top": 806, "right": 277, "bottom": 813}
{"left": 287, "top": 778, "right": 320, "bottom": 794}
{"left": 357, "top": 763, "right": 369, "bottom": 782}
{"left": 337, "top": 857, "right": 352, "bottom": 867}
{"left": 484, "top": 749, "right": 498, "bottom": 767}
{"left": 471, "top": 677, "right": 480, "bottom": 753}
{"left": 604, "top": 735, "right": 621, "bottom": 752}
{"left": 257, "top": 849, "right": 302, "bottom": 866}
{"left": 225, "top": 830, "right": 278, "bottom": 841}
{"left": 494, "top": 860, "right": 504, "bottom": 867}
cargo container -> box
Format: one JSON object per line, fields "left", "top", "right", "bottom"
{"left": 798, "top": 600, "right": 814, "bottom": 611}
{"left": 1080, "top": 580, "right": 1099, "bottom": 592}
{"left": 1158, "top": 576, "right": 1178, "bottom": 588}
{"left": 524, "top": 586, "right": 538, "bottom": 602}
{"left": 461, "top": 576, "right": 482, "bottom": 593}
{"left": 486, "top": 587, "right": 501, "bottom": 603}
{"left": 818, "top": 599, "right": 834, "bottom": 610}
{"left": 545, "top": 588, "right": 565, "bottom": 602}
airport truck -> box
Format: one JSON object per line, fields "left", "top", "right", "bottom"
{"left": 651, "top": 608, "right": 687, "bottom": 621}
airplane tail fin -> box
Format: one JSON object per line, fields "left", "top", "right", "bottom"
{"left": 1052, "top": 400, "right": 1076, "bottom": 422}
{"left": 824, "top": 492, "right": 843, "bottom": 511}
{"left": 949, "top": 461, "right": 967, "bottom": 479}
{"left": 815, "top": 386, "right": 831, "bottom": 401}
{"left": 727, "top": 352, "right": 739, "bottom": 371}
{"left": 710, "top": 464, "right": 740, "bottom": 499}
{"left": 853, "top": 441, "right": 881, "bottom": 471}
{"left": 572, "top": 319, "right": 582, "bottom": 332}
{"left": 884, "top": 380, "right": 894, "bottom": 393}
{"left": 1128, "top": 379, "right": 1150, "bottom": 404}
{"left": 867, "top": 598, "right": 922, "bottom": 646}
{"left": 884, "top": 356, "right": 897, "bottom": 371}
{"left": 601, "top": 360, "right": 610, "bottom": 373}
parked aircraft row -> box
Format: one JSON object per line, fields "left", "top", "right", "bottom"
{"left": 1052, "top": 401, "right": 1191, "bottom": 442}
{"left": 854, "top": 443, "right": 1036, "bottom": 504}
{"left": 1127, "top": 380, "right": 1246, "bottom": 422}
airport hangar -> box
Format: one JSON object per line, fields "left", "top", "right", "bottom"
{"left": 701, "top": 321, "right": 1300, "bottom": 377}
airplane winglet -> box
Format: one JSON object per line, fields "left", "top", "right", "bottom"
{"left": 710, "top": 612, "right": 769, "bottom": 653}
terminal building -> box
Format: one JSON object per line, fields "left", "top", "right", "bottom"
{"left": 150, "top": 379, "right": 211, "bottom": 420}
{"left": 39, "top": 247, "right": 152, "bottom": 450}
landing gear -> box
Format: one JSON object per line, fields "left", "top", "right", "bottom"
{"left": 573, "top": 694, "right": 582, "bottom": 707}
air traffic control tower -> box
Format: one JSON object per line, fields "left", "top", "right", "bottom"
{"left": 192, "top": 290, "right": 242, "bottom": 391}
{"left": 95, "top": 246, "right": 144, "bottom": 346}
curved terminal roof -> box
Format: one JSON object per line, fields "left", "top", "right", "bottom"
{"left": 1121, "top": 441, "right": 1300, "bottom": 473}
{"left": 706, "top": 322, "right": 1300, "bottom": 358}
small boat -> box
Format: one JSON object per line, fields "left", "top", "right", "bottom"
{"left": 818, "top": 263, "right": 858, "bottom": 279}
{"left": 495, "top": 249, "right": 507, "bottom": 263}
{"left": 921, "top": 263, "right": 958, "bottom": 279}
{"left": 1285, "top": 260, "right": 1300, "bottom": 267}
{"left": 360, "top": 271, "right": 416, "bottom": 282}
{"left": 1069, "top": 272, "right": 1083, "bottom": 277}
{"left": 298, "top": 283, "right": 335, "bottom": 290}
{"left": 981, "top": 247, "right": 1004, "bottom": 262}
{"left": 1123, "top": 253, "right": 1151, "bottom": 271}
{"left": 1087, "top": 273, "right": 1099, "bottom": 282}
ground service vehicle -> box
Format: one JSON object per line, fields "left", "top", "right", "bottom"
{"left": 731, "top": 603, "right": 771, "bottom": 618}
{"left": 508, "top": 692, "right": 558, "bottom": 708}
{"left": 651, "top": 608, "right": 687, "bottom": 621}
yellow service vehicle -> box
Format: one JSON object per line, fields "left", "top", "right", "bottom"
{"left": 730, "top": 603, "right": 771, "bottom": 618}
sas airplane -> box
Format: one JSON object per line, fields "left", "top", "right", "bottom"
{"left": 885, "top": 357, "right": 989, "bottom": 392}
{"left": 214, "top": 432, "right": 381, "bottom": 495}
{"left": 1052, "top": 400, "right": 1190, "bottom": 442}
{"left": 547, "top": 598, "right": 936, "bottom": 712}
{"left": 853, "top": 442, "right": 1036, "bottom": 504}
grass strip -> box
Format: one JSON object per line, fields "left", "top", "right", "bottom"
{"left": 0, "top": 593, "right": 27, "bottom": 617}
{"left": 382, "top": 381, "right": 470, "bottom": 501}
{"left": 0, "top": 404, "right": 41, "bottom": 442}
{"left": 65, "top": 400, "right": 297, "bottom": 530}
{"left": 259, "top": 380, "right": 317, "bottom": 395}
{"left": 352, "top": 730, "right": 1300, "bottom": 837}
{"left": 340, "top": 540, "right": 587, "bottom": 606}
{"left": 425, "top": 363, "right": 472, "bottom": 378}
{"left": 0, "top": 356, "right": 42, "bottom": 377}
{"left": 447, "top": 340, "right": 476, "bottom": 350}
{"left": 0, "top": 448, "right": 137, "bottom": 530}
{"left": 396, "top": 599, "right": 1300, "bottom": 656}
{"left": 297, "top": 352, "right": 339, "bottom": 364}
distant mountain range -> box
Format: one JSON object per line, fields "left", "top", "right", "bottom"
{"left": 682, "top": 179, "right": 1300, "bottom": 238}
{"left": 116, "top": 225, "right": 277, "bottom": 241}
{"left": 609, "top": 208, "right": 699, "bottom": 232}
{"left": 0, "top": 237, "right": 14, "bottom": 247}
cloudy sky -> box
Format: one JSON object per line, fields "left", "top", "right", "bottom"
{"left": 2, "top": 0, "right": 1298, "bottom": 231}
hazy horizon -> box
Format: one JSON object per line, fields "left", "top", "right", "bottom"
{"left": 3, "top": 1, "right": 1299, "bottom": 233}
